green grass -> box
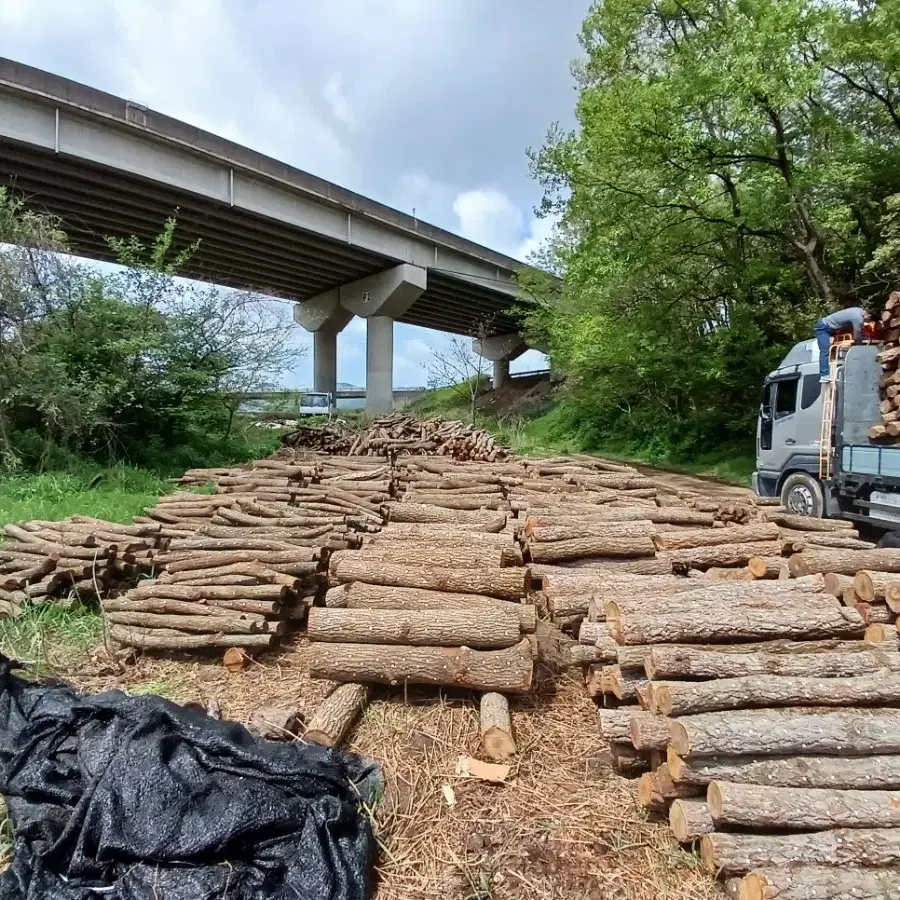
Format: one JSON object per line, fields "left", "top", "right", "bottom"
{"left": 0, "top": 603, "right": 104, "bottom": 674}
{"left": 0, "top": 465, "right": 171, "bottom": 530}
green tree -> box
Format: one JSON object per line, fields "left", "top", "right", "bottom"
{"left": 527, "top": 0, "right": 900, "bottom": 460}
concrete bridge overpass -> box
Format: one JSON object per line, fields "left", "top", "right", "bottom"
{"left": 0, "top": 58, "right": 543, "bottom": 411}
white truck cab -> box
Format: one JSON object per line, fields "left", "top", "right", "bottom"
{"left": 297, "top": 391, "right": 334, "bottom": 418}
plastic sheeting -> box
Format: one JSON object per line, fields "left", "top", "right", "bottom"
{"left": 0, "top": 654, "right": 380, "bottom": 899}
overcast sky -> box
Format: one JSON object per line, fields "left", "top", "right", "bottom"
{"left": 0, "top": 0, "right": 585, "bottom": 388}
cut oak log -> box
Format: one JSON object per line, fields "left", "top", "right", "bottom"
{"left": 667, "top": 542, "right": 784, "bottom": 571}
{"left": 109, "top": 624, "right": 275, "bottom": 649}
{"left": 767, "top": 514, "right": 856, "bottom": 532}
{"left": 607, "top": 598, "right": 863, "bottom": 645}
{"left": 304, "top": 683, "right": 370, "bottom": 747}
{"left": 653, "top": 672, "right": 900, "bottom": 717}
{"left": 645, "top": 645, "right": 900, "bottom": 680}
{"left": 671, "top": 708, "right": 900, "bottom": 757}
{"left": 105, "top": 610, "right": 283, "bottom": 635}
{"left": 480, "top": 692, "right": 516, "bottom": 759}
{"left": 739, "top": 866, "right": 900, "bottom": 900}
{"left": 331, "top": 558, "right": 527, "bottom": 600}
{"left": 653, "top": 524, "right": 779, "bottom": 552}
{"left": 708, "top": 781, "right": 900, "bottom": 830}
{"left": 668, "top": 749, "right": 900, "bottom": 790}
{"left": 528, "top": 534, "right": 656, "bottom": 562}
{"left": 308, "top": 638, "right": 534, "bottom": 692}
{"left": 790, "top": 549, "right": 900, "bottom": 577}
{"left": 669, "top": 800, "right": 715, "bottom": 843}
{"left": 307, "top": 606, "right": 521, "bottom": 649}
{"left": 343, "top": 583, "right": 535, "bottom": 632}
{"left": 747, "top": 557, "right": 786, "bottom": 579}
{"left": 855, "top": 570, "right": 900, "bottom": 602}
{"left": 701, "top": 828, "right": 900, "bottom": 875}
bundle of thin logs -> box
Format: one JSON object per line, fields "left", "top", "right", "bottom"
{"left": 584, "top": 551, "right": 900, "bottom": 898}
{"left": 281, "top": 412, "right": 508, "bottom": 462}
{"left": 872, "top": 290, "right": 900, "bottom": 440}
{"left": 104, "top": 456, "right": 391, "bottom": 651}
{"left": 0, "top": 518, "right": 166, "bottom": 617}
{"left": 302, "top": 466, "right": 532, "bottom": 751}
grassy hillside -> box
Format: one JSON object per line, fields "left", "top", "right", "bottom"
{"left": 407, "top": 386, "right": 755, "bottom": 487}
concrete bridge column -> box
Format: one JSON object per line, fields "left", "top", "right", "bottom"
{"left": 473, "top": 333, "right": 527, "bottom": 390}
{"left": 293, "top": 291, "right": 354, "bottom": 398}
{"left": 338, "top": 264, "right": 427, "bottom": 414}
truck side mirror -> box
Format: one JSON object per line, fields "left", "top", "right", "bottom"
{"left": 760, "top": 405, "right": 773, "bottom": 423}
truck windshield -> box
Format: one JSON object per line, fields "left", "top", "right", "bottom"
{"left": 301, "top": 395, "right": 328, "bottom": 408}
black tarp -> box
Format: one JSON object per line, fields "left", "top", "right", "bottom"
{"left": 0, "top": 654, "right": 380, "bottom": 900}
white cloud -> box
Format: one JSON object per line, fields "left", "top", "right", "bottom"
{"left": 323, "top": 74, "right": 356, "bottom": 130}
{"left": 453, "top": 188, "right": 524, "bottom": 255}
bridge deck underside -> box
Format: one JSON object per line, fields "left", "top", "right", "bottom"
{"left": 0, "top": 140, "right": 520, "bottom": 336}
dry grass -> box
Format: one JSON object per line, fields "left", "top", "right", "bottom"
{"left": 49, "top": 634, "right": 723, "bottom": 900}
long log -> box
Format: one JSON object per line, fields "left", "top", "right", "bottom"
{"left": 767, "top": 514, "right": 856, "bottom": 532}
{"left": 330, "top": 544, "right": 521, "bottom": 571}
{"left": 101, "top": 597, "right": 279, "bottom": 617}
{"left": 645, "top": 645, "right": 900, "bottom": 680}
{"left": 527, "top": 534, "right": 656, "bottom": 562}
{"left": 164, "top": 551, "right": 320, "bottom": 573}
{"left": 526, "top": 522, "right": 657, "bottom": 543}
{"left": 739, "top": 866, "right": 900, "bottom": 900}
{"left": 667, "top": 542, "right": 784, "bottom": 571}
{"left": 708, "top": 781, "right": 900, "bottom": 830}
{"left": 367, "top": 528, "right": 513, "bottom": 547}
{"left": 307, "top": 606, "right": 521, "bottom": 649}
{"left": 386, "top": 504, "right": 506, "bottom": 529}
{"left": 127, "top": 583, "right": 289, "bottom": 602}
{"left": 653, "top": 672, "right": 900, "bottom": 717}
{"left": 331, "top": 558, "right": 527, "bottom": 599}
{"left": 308, "top": 639, "right": 534, "bottom": 692}
{"left": 669, "top": 800, "right": 715, "bottom": 843}
{"left": 108, "top": 624, "right": 275, "bottom": 649}
{"left": 105, "top": 611, "right": 283, "bottom": 634}
{"left": 607, "top": 598, "right": 863, "bottom": 645}
{"left": 343, "top": 583, "right": 535, "bottom": 632}
{"left": 653, "top": 524, "right": 779, "bottom": 552}
{"left": 304, "top": 683, "right": 370, "bottom": 747}
{"left": 701, "top": 828, "right": 900, "bottom": 875}
{"left": 668, "top": 749, "right": 900, "bottom": 790}
{"left": 671, "top": 708, "right": 900, "bottom": 757}
{"left": 791, "top": 548, "right": 900, "bottom": 576}
{"left": 552, "top": 556, "right": 674, "bottom": 575}
{"left": 480, "top": 692, "right": 516, "bottom": 759}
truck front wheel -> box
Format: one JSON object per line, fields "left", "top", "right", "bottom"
{"left": 780, "top": 472, "right": 824, "bottom": 518}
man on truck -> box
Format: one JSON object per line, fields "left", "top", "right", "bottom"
{"left": 814, "top": 306, "right": 872, "bottom": 383}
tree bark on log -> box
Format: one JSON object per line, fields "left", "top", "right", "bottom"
{"left": 308, "top": 639, "right": 534, "bottom": 692}
{"left": 330, "top": 544, "right": 521, "bottom": 571}
{"left": 708, "top": 781, "right": 900, "bottom": 830}
{"left": 480, "top": 692, "right": 516, "bottom": 759}
{"left": 102, "top": 597, "right": 279, "bottom": 617}
{"left": 307, "top": 606, "right": 521, "bottom": 648}
{"left": 767, "top": 514, "right": 856, "bottom": 532}
{"left": 667, "top": 542, "right": 784, "bottom": 571}
{"left": 607, "top": 598, "right": 863, "bottom": 645}
{"left": 670, "top": 800, "right": 715, "bottom": 843}
{"left": 739, "top": 866, "right": 900, "bottom": 900}
{"left": 578, "top": 620, "right": 607, "bottom": 645}
{"left": 163, "top": 551, "right": 320, "bottom": 573}
{"left": 701, "top": 828, "right": 900, "bottom": 875}
{"left": 629, "top": 712, "right": 676, "bottom": 751}
{"left": 304, "top": 683, "right": 370, "bottom": 747}
{"left": 342, "top": 583, "right": 535, "bottom": 632}
{"left": 401, "top": 494, "right": 506, "bottom": 510}
{"left": 645, "top": 645, "right": 900, "bottom": 680}
{"left": 128, "top": 583, "right": 289, "bottom": 602}
{"left": 368, "top": 528, "right": 514, "bottom": 547}
{"left": 671, "top": 708, "right": 900, "bottom": 757}
{"left": 105, "top": 610, "right": 283, "bottom": 634}
{"left": 553, "top": 556, "right": 675, "bottom": 575}
{"left": 109, "top": 624, "right": 275, "bottom": 649}
{"left": 653, "top": 524, "right": 779, "bottom": 552}
{"left": 526, "top": 522, "right": 657, "bottom": 543}
{"left": 857, "top": 602, "right": 895, "bottom": 625}
{"left": 668, "top": 749, "right": 900, "bottom": 790}
{"left": 386, "top": 503, "right": 507, "bottom": 529}
{"left": 823, "top": 572, "right": 856, "bottom": 596}
{"left": 790, "top": 549, "right": 900, "bottom": 577}
{"left": 331, "top": 558, "right": 527, "bottom": 600}
{"left": 653, "top": 672, "right": 900, "bottom": 717}
{"left": 528, "top": 534, "right": 656, "bottom": 562}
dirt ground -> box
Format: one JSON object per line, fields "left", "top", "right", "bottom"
{"left": 53, "top": 634, "right": 724, "bottom": 900}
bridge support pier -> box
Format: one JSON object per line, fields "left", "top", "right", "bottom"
{"left": 473, "top": 333, "right": 527, "bottom": 390}
{"left": 293, "top": 290, "right": 353, "bottom": 398}
{"left": 366, "top": 316, "right": 394, "bottom": 413}
{"left": 312, "top": 330, "right": 339, "bottom": 395}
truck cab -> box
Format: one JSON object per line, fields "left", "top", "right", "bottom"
{"left": 297, "top": 391, "right": 334, "bottom": 418}
{"left": 753, "top": 339, "right": 900, "bottom": 529}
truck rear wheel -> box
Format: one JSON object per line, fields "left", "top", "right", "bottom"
{"left": 780, "top": 472, "right": 824, "bottom": 518}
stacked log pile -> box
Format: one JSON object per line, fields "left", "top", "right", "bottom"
{"left": 872, "top": 290, "right": 900, "bottom": 440}
{"left": 281, "top": 413, "right": 508, "bottom": 461}
{"left": 0, "top": 518, "right": 166, "bottom": 616}
{"left": 304, "top": 468, "right": 532, "bottom": 755}
{"left": 105, "top": 455, "right": 390, "bottom": 651}
{"left": 587, "top": 541, "right": 900, "bottom": 897}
